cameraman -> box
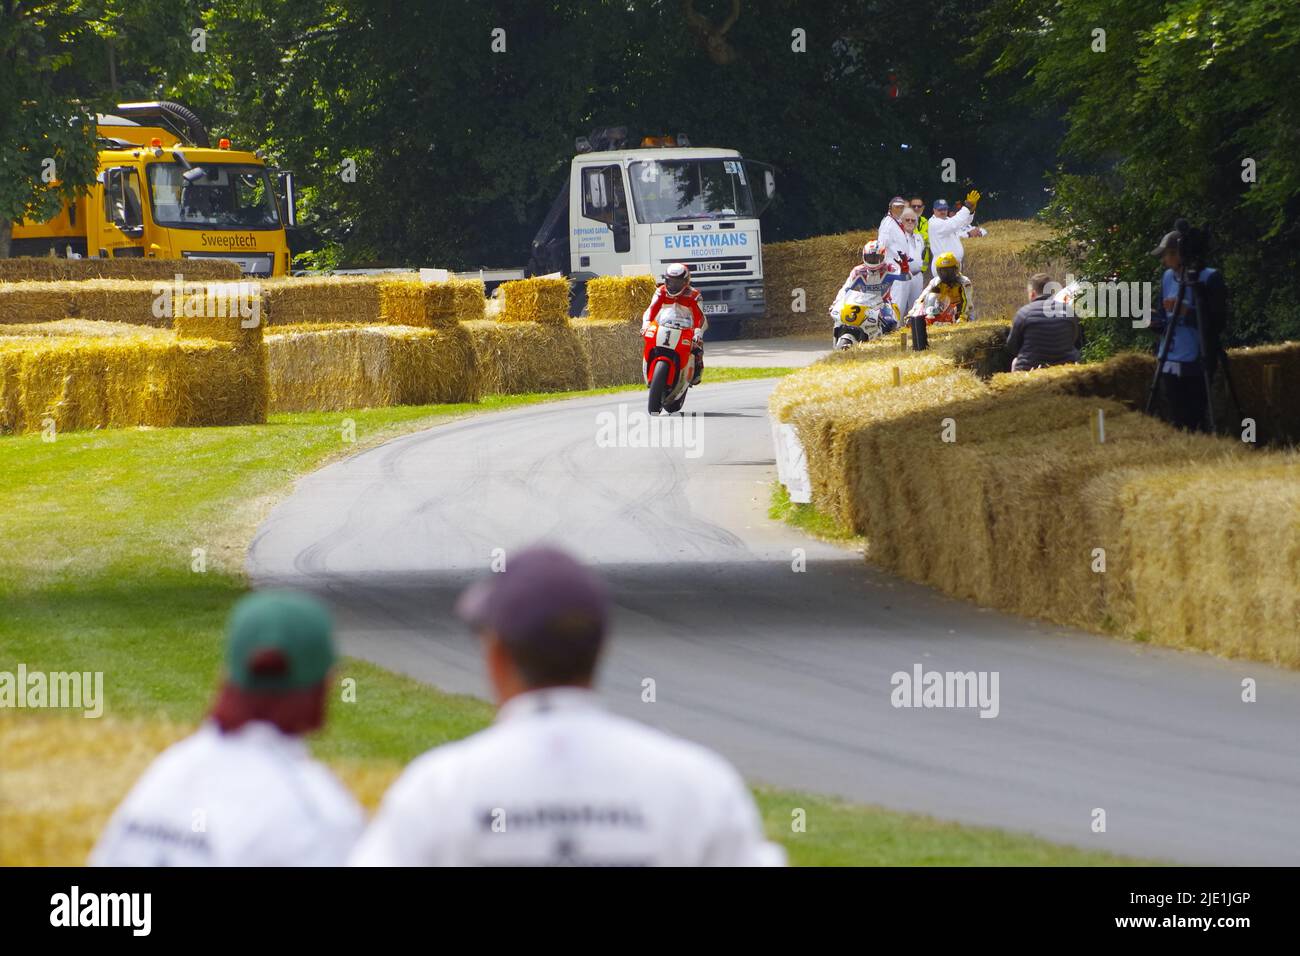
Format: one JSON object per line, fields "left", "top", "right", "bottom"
{"left": 1149, "top": 222, "right": 1228, "bottom": 432}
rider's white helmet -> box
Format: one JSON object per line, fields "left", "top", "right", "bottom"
{"left": 664, "top": 262, "right": 691, "bottom": 295}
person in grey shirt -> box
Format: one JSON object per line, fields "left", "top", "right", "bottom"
{"left": 1007, "top": 273, "right": 1084, "bottom": 371}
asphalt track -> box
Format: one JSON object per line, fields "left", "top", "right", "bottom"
{"left": 248, "top": 378, "right": 1300, "bottom": 865}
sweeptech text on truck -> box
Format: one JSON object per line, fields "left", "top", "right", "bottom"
{"left": 11, "top": 101, "right": 296, "bottom": 277}
{"left": 524, "top": 127, "right": 775, "bottom": 324}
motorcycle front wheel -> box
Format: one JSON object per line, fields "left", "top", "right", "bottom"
{"left": 647, "top": 360, "right": 671, "bottom": 414}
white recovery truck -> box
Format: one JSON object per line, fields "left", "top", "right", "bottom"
{"left": 484, "top": 127, "right": 776, "bottom": 325}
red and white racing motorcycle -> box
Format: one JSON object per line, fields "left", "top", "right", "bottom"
{"left": 642, "top": 302, "right": 698, "bottom": 414}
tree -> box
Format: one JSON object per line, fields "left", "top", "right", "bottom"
{"left": 0, "top": 0, "right": 200, "bottom": 256}
{"left": 980, "top": 0, "right": 1300, "bottom": 346}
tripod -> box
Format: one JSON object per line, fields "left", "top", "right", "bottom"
{"left": 1143, "top": 265, "right": 1240, "bottom": 433}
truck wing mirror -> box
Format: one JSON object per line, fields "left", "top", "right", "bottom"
{"left": 744, "top": 161, "right": 778, "bottom": 216}
{"left": 277, "top": 171, "right": 298, "bottom": 227}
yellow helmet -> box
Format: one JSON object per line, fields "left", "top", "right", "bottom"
{"left": 934, "top": 252, "right": 959, "bottom": 270}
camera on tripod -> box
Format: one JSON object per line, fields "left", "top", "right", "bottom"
{"left": 1143, "top": 218, "right": 1239, "bottom": 433}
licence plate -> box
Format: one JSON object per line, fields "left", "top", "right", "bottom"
{"left": 702, "top": 303, "right": 729, "bottom": 314}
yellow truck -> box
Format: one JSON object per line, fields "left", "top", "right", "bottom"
{"left": 10, "top": 101, "right": 295, "bottom": 276}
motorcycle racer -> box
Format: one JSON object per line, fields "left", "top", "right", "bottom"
{"left": 911, "top": 251, "right": 975, "bottom": 324}
{"left": 828, "top": 240, "right": 909, "bottom": 343}
{"left": 642, "top": 263, "right": 707, "bottom": 385}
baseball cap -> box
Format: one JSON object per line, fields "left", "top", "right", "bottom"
{"left": 1150, "top": 230, "right": 1180, "bottom": 256}
{"left": 224, "top": 590, "right": 336, "bottom": 692}
{"left": 889, "top": 195, "right": 906, "bottom": 206}
{"left": 455, "top": 546, "right": 609, "bottom": 652}
{"left": 933, "top": 198, "right": 949, "bottom": 211}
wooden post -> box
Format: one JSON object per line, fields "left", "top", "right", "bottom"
{"left": 1092, "top": 408, "right": 1106, "bottom": 444}
{"left": 892, "top": 366, "right": 902, "bottom": 387}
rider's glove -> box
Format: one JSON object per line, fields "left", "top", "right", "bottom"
{"left": 895, "top": 253, "right": 910, "bottom": 275}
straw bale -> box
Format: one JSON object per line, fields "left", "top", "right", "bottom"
{"left": 464, "top": 320, "right": 588, "bottom": 394}
{"left": 1220, "top": 341, "right": 1300, "bottom": 445}
{"left": 0, "top": 331, "right": 265, "bottom": 432}
{"left": 497, "top": 277, "right": 571, "bottom": 325}
{"left": 586, "top": 275, "right": 657, "bottom": 325}
{"left": 0, "top": 257, "right": 240, "bottom": 283}
{"left": 378, "top": 277, "right": 486, "bottom": 328}
{"left": 266, "top": 324, "right": 479, "bottom": 413}
{"left": 0, "top": 319, "right": 170, "bottom": 340}
{"left": 1093, "top": 454, "right": 1300, "bottom": 667}
{"left": 260, "top": 276, "right": 383, "bottom": 327}
{"left": 989, "top": 351, "right": 1155, "bottom": 406}
{"left": 0, "top": 283, "right": 78, "bottom": 325}
{"left": 0, "top": 713, "right": 191, "bottom": 866}
{"left": 573, "top": 319, "right": 643, "bottom": 387}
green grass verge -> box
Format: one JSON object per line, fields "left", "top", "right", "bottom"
{"left": 0, "top": 380, "right": 1140, "bottom": 865}
{"left": 768, "top": 481, "right": 858, "bottom": 543}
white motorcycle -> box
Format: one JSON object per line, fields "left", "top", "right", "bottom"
{"left": 830, "top": 289, "right": 900, "bottom": 351}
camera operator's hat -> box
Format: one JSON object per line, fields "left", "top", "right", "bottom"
{"left": 1150, "top": 230, "right": 1181, "bottom": 256}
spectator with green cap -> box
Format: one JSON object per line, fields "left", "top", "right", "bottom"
{"left": 351, "top": 544, "right": 784, "bottom": 867}
{"left": 91, "top": 590, "right": 364, "bottom": 866}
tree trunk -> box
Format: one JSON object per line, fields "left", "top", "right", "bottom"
{"left": 0, "top": 218, "right": 11, "bottom": 259}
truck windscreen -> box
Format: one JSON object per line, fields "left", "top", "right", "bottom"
{"left": 147, "top": 163, "right": 281, "bottom": 229}
{"left": 628, "top": 158, "right": 756, "bottom": 223}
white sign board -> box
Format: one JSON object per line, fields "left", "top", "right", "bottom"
{"left": 772, "top": 422, "right": 811, "bottom": 504}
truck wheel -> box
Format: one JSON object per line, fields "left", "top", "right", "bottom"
{"left": 647, "top": 361, "right": 671, "bottom": 414}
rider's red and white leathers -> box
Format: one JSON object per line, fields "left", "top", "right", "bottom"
{"left": 642, "top": 284, "right": 707, "bottom": 341}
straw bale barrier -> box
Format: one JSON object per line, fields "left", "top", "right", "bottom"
{"left": 773, "top": 332, "right": 1300, "bottom": 666}
{"left": 259, "top": 276, "right": 382, "bottom": 327}
{"left": 265, "top": 324, "right": 479, "bottom": 413}
{"left": 378, "top": 277, "right": 486, "bottom": 328}
{"left": 497, "top": 277, "right": 571, "bottom": 325}
{"left": 464, "top": 320, "right": 588, "bottom": 394}
{"left": 0, "top": 280, "right": 170, "bottom": 327}
{"left": 586, "top": 275, "right": 656, "bottom": 325}
{"left": 1094, "top": 454, "right": 1300, "bottom": 665}
{"left": 573, "top": 319, "right": 643, "bottom": 387}
{"left": 0, "top": 330, "right": 265, "bottom": 433}
{"left": 0, "top": 257, "right": 241, "bottom": 282}
{"left": 757, "top": 219, "right": 1058, "bottom": 338}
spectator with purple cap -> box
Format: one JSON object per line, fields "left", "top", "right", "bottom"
{"left": 350, "top": 545, "right": 784, "bottom": 867}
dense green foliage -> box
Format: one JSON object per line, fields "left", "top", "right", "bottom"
{"left": 981, "top": 0, "right": 1300, "bottom": 349}
{"left": 3, "top": 1, "right": 1293, "bottom": 346}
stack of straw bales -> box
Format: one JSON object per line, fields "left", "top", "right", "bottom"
{"left": 772, "top": 326, "right": 1300, "bottom": 667}
{"left": 259, "top": 276, "right": 383, "bottom": 327}
{"left": 378, "top": 277, "right": 486, "bottom": 328}
{"left": 265, "top": 325, "right": 479, "bottom": 413}
{"left": 0, "top": 328, "right": 265, "bottom": 433}
{"left": 497, "top": 277, "right": 571, "bottom": 325}
{"left": 0, "top": 280, "right": 169, "bottom": 327}
{"left": 0, "top": 258, "right": 241, "bottom": 282}
{"left": 464, "top": 320, "right": 588, "bottom": 395}
{"left": 586, "top": 275, "right": 656, "bottom": 325}
{"left": 573, "top": 320, "right": 643, "bottom": 387}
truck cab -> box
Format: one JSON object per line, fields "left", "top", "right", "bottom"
{"left": 11, "top": 102, "right": 295, "bottom": 277}
{"left": 530, "top": 129, "right": 775, "bottom": 322}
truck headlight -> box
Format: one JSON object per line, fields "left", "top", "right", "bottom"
{"left": 746, "top": 287, "right": 765, "bottom": 300}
